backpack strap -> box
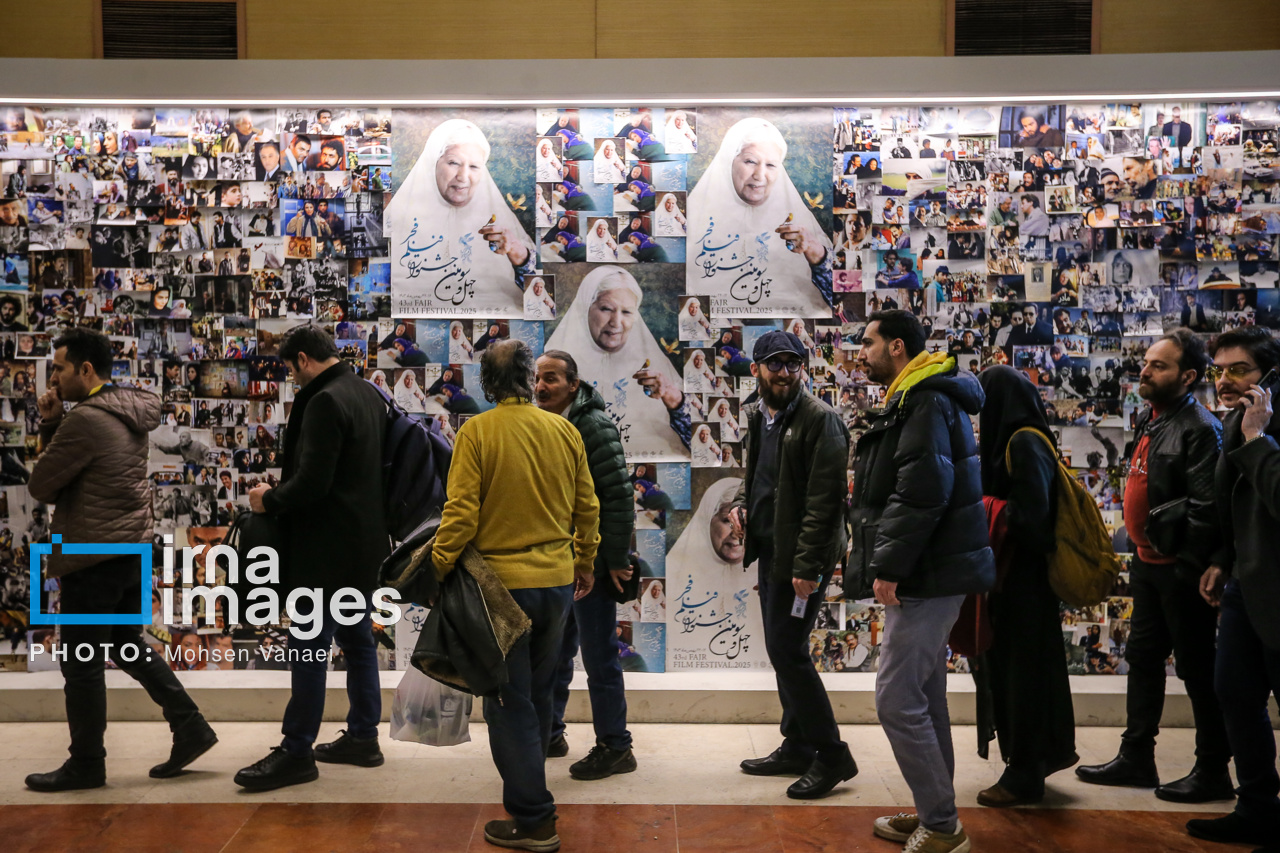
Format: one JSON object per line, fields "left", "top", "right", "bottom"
{"left": 1004, "top": 426, "right": 1058, "bottom": 471}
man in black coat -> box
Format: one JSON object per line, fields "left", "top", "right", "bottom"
{"left": 850, "top": 311, "right": 994, "bottom": 853}
{"left": 1188, "top": 327, "right": 1280, "bottom": 848}
{"left": 1077, "top": 331, "right": 1231, "bottom": 803}
{"left": 728, "top": 330, "right": 855, "bottom": 800}
{"left": 236, "top": 324, "right": 389, "bottom": 791}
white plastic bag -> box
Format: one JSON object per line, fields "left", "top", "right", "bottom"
{"left": 389, "top": 666, "right": 473, "bottom": 747}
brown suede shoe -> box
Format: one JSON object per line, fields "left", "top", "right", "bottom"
{"left": 977, "top": 782, "right": 1044, "bottom": 807}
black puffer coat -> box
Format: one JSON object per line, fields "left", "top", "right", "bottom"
{"left": 846, "top": 365, "right": 995, "bottom": 599}
{"left": 567, "top": 384, "right": 633, "bottom": 575}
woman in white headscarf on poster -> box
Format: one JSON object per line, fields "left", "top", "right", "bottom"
{"left": 679, "top": 297, "right": 714, "bottom": 341}
{"left": 544, "top": 265, "right": 691, "bottom": 461}
{"left": 386, "top": 118, "right": 536, "bottom": 316}
{"left": 691, "top": 423, "right": 722, "bottom": 467}
{"left": 712, "top": 398, "right": 742, "bottom": 442}
{"left": 535, "top": 184, "right": 555, "bottom": 229}
{"left": 684, "top": 349, "right": 717, "bottom": 394}
{"left": 640, "top": 579, "right": 667, "bottom": 622}
{"left": 686, "top": 117, "right": 833, "bottom": 317}
{"left": 787, "top": 318, "right": 817, "bottom": 355}
{"left": 394, "top": 369, "right": 428, "bottom": 413}
{"left": 586, "top": 218, "right": 619, "bottom": 262}
{"left": 654, "top": 193, "right": 687, "bottom": 237}
{"left": 523, "top": 275, "right": 556, "bottom": 320}
{"left": 368, "top": 369, "right": 391, "bottom": 396}
{"left": 448, "top": 320, "right": 474, "bottom": 363}
{"left": 665, "top": 111, "right": 698, "bottom": 155}
{"left": 593, "top": 139, "right": 628, "bottom": 184}
{"left": 536, "top": 138, "right": 564, "bottom": 183}
{"left": 666, "top": 476, "right": 766, "bottom": 666}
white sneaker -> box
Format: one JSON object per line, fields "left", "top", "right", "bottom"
{"left": 873, "top": 813, "right": 919, "bottom": 842}
{"left": 903, "top": 821, "right": 970, "bottom": 853}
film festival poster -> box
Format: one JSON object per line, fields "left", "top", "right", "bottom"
{"left": 544, "top": 262, "right": 689, "bottom": 463}
{"left": 664, "top": 467, "right": 768, "bottom": 671}
{"left": 686, "top": 107, "right": 835, "bottom": 320}
{"left": 389, "top": 109, "right": 536, "bottom": 318}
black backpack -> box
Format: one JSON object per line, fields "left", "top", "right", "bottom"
{"left": 369, "top": 381, "right": 453, "bottom": 542}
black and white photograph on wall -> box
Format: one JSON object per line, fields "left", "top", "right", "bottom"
{"left": 388, "top": 110, "right": 536, "bottom": 317}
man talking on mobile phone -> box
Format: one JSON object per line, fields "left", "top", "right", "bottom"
{"left": 729, "top": 329, "right": 855, "bottom": 800}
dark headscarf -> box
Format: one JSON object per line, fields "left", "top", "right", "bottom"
{"left": 978, "top": 365, "right": 1056, "bottom": 497}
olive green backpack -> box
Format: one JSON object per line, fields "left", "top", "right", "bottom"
{"left": 1006, "top": 427, "right": 1122, "bottom": 608}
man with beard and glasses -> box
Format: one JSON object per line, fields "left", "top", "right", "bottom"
{"left": 1187, "top": 327, "right": 1280, "bottom": 850}
{"left": 728, "top": 330, "right": 856, "bottom": 800}
{"left": 850, "top": 310, "right": 993, "bottom": 853}
{"left": 1077, "top": 330, "right": 1233, "bottom": 805}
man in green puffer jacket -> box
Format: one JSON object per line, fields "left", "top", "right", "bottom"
{"left": 537, "top": 349, "right": 638, "bottom": 782}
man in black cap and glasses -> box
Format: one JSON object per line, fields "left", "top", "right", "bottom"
{"left": 729, "top": 329, "right": 856, "bottom": 799}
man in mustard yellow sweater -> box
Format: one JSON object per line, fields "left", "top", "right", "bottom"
{"left": 432, "top": 339, "right": 600, "bottom": 853}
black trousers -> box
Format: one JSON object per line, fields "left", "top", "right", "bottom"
{"left": 1121, "top": 555, "right": 1230, "bottom": 767}
{"left": 58, "top": 556, "right": 201, "bottom": 763}
{"left": 757, "top": 559, "right": 845, "bottom": 762}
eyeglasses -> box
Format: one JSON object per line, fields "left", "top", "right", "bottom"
{"left": 1205, "top": 364, "right": 1261, "bottom": 382}
{"left": 764, "top": 358, "right": 803, "bottom": 374}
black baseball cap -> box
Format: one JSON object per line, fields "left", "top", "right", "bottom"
{"left": 752, "top": 330, "right": 806, "bottom": 363}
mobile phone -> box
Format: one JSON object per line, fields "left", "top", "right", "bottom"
{"left": 1259, "top": 367, "right": 1279, "bottom": 391}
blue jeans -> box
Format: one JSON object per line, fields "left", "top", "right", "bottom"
{"left": 551, "top": 581, "right": 632, "bottom": 751}
{"left": 485, "top": 583, "right": 574, "bottom": 828}
{"left": 1215, "top": 579, "right": 1280, "bottom": 825}
{"left": 280, "top": 604, "right": 382, "bottom": 756}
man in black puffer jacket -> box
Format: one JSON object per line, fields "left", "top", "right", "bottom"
{"left": 850, "top": 310, "right": 993, "bottom": 853}
{"left": 536, "top": 350, "right": 638, "bottom": 782}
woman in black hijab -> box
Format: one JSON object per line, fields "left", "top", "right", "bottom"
{"left": 975, "top": 365, "right": 1076, "bottom": 807}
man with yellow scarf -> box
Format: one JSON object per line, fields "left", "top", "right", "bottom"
{"left": 848, "top": 310, "right": 995, "bottom": 853}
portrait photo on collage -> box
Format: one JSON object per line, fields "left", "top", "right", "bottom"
{"left": 1, "top": 98, "right": 1277, "bottom": 675}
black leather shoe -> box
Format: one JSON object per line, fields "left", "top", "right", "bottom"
{"left": 1186, "top": 812, "right": 1270, "bottom": 846}
{"left": 1046, "top": 750, "right": 1080, "bottom": 776}
{"left": 740, "top": 747, "right": 812, "bottom": 777}
{"left": 1156, "top": 765, "right": 1235, "bottom": 803}
{"left": 1075, "top": 752, "right": 1159, "bottom": 788}
{"left": 570, "top": 744, "right": 637, "bottom": 781}
{"left": 150, "top": 719, "right": 218, "bottom": 778}
{"left": 546, "top": 733, "right": 569, "bottom": 758}
{"left": 25, "top": 759, "right": 106, "bottom": 792}
{"left": 786, "top": 750, "right": 859, "bottom": 800}
{"left": 314, "top": 729, "right": 384, "bottom": 767}
{"left": 234, "top": 746, "right": 319, "bottom": 792}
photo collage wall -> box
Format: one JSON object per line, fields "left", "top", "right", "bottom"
{"left": 0, "top": 99, "right": 1277, "bottom": 677}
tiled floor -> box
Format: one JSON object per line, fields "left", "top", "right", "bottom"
{"left": 0, "top": 722, "right": 1257, "bottom": 851}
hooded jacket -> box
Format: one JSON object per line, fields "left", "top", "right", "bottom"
{"left": 566, "top": 383, "right": 633, "bottom": 576}
{"left": 29, "top": 385, "right": 162, "bottom": 577}
{"left": 847, "top": 363, "right": 995, "bottom": 599}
